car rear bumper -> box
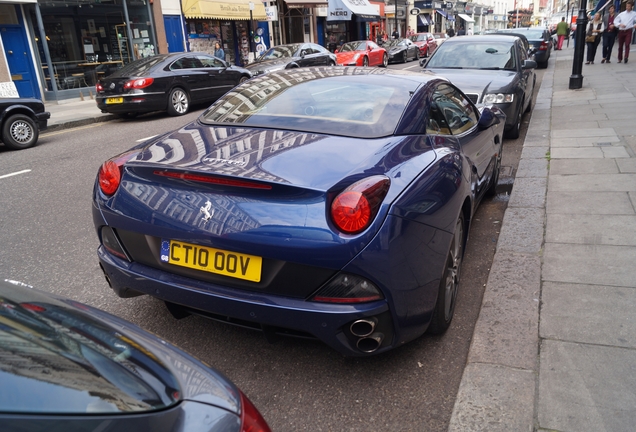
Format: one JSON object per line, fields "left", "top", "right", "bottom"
{"left": 96, "top": 93, "right": 167, "bottom": 114}
{"left": 97, "top": 246, "right": 396, "bottom": 356}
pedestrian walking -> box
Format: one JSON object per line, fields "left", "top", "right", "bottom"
{"left": 447, "top": 27, "right": 455, "bottom": 37}
{"left": 457, "top": 26, "right": 466, "bottom": 36}
{"left": 585, "top": 12, "right": 604, "bottom": 64}
{"left": 556, "top": 17, "right": 569, "bottom": 50}
{"left": 602, "top": 5, "right": 618, "bottom": 63}
{"left": 213, "top": 41, "right": 225, "bottom": 60}
{"left": 615, "top": 0, "right": 636, "bottom": 63}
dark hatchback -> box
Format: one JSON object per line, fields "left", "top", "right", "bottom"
{"left": 0, "top": 279, "right": 270, "bottom": 432}
{"left": 496, "top": 28, "right": 553, "bottom": 68}
{"left": 246, "top": 43, "right": 337, "bottom": 75}
{"left": 96, "top": 53, "right": 251, "bottom": 118}
{"left": 0, "top": 98, "right": 50, "bottom": 150}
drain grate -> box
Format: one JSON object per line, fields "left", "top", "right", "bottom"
{"left": 595, "top": 142, "right": 613, "bottom": 146}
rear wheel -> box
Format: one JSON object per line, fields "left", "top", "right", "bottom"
{"left": 362, "top": 56, "right": 369, "bottom": 66}
{"left": 2, "top": 114, "right": 39, "bottom": 150}
{"left": 428, "top": 214, "right": 465, "bottom": 334}
{"left": 402, "top": 51, "right": 408, "bottom": 63}
{"left": 381, "top": 53, "right": 388, "bottom": 67}
{"left": 414, "top": 50, "right": 420, "bottom": 61}
{"left": 486, "top": 151, "right": 502, "bottom": 197}
{"left": 239, "top": 75, "right": 249, "bottom": 84}
{"left": 167, "top": 88, "right": 189, "bottom": 116}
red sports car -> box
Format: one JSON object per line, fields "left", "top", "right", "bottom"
{"left": 410, "top": 33, "right": 438, "bottom": 58}
{"left": 334, "top": 40, "right": 388, "bottom": 67}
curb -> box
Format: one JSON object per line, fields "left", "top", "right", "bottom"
{"left": 45, "top": 114, "right": 118, "bottom": 133}
{"left": 447, "top": 67, "right": 554, "bottom": 430}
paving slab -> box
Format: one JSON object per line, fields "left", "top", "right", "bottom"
{"left": 541, "top": 282, "right": 636, "bottom": 347}
{"left": 467, "top": 252, "right": 541, "bottom": 369}
{"left": 601, "top": 146, "right": 631, "bottom": 158}
{"left": 617, "top": 159, "right": 636, "bottom": 173}
{"left": 516, "top": 158, "right": 548, "bottom": 178}
{"left": 551, "top": 147, "right": 605, "bottom": 158}
{"left": 449, "top": 363, "right": 535, "bottom": 432}
{"left": 549, "top": 158, "right": 618, "bottom": 175}
{"left": 546, "top": 189, "right": 634, "bottom": 215}
{"left": 543, "top": 243, "right": 636, "bottom": 288}
{"left": 496, "top": 208, "right": 545, "bottom": 253}
{"left": 550, "top": 136, "right": 620, "bottom": 147}
{"left": 520, "top": 146, "right": 549, "bottom": 160}
{"left": 551, "top": 128, "right": 616, "bottom": 138}
{"left": 539, "top": 340, "right": 636, "bottom": 432}
{"left": 548, "top": 173, "right": 636, "bottom": 192}
{"left": 546, "top": 213, "right": 636, "bottom": 245}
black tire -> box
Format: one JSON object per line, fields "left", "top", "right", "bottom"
{"left": 525, "top": 77, "right": 536, "bottom": 113}
{"left": 362, "top": 56, "right": 369, "bottom": 67}
{"left": 486, "top": 150, "right": 502, "bottom": 197}
{"left": 428, "top": 214, "right": 465, "bottom": 335}
{"left": 329, "top": 61, "right": 336, "bottom": 66}
{"left": 239, "top": 75, "right": 249, "bottom": 84}
{"left": 538, "top": 59, "right": 548, "bottom": 69}
{"left": 402, "top": 51, "right": 407, "bottom": 63}
{"left": 381, "top": 53, "right": 388, "bottom": 67}
{"left": 414, "top": 50, "right": 420, "bottom": 61}
{"left": 2, "top": 114, "right": 39, "bottom": 150}
{"left": 505, "top": 101, "right": 523, "bottom": 139}
{"left": 166, "top": 87, "right": 189, "bottom": 116}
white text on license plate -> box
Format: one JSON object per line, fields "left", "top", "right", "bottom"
{"left": 160, "top": 240, "right": 262, "bottom": 282}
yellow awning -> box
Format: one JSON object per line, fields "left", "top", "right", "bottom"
{"left": 182, "top": 0, "right": 267, "bottom": 20}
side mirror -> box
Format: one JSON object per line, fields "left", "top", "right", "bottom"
{"left": 368, "top": 46, "right": 373, "bottom": 51}
{"left": 478, "top": 107, "right": 500, "bottom": 130}
{"left": 523, "top": 59, "right": 537, "bottom": 69}
{"left": 419, "top": 57, "right": 428, "bottom": 67}
{"left": 300, "top": 50, "right": 307, "bottom": 57}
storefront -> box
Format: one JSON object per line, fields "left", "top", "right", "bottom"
{"left": 10, "top": 0, "right": 159, "bottom": 101}
{"left": 181, "top": 0, "right": 267, "bottom": 66}
{"left": 326, "top": 0, "right": 380, "bottom": 46}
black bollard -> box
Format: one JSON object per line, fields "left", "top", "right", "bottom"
{"left": 569, "top": 2, "right": 589, "bottom": 89}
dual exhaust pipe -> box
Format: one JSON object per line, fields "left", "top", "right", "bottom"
{"left": 350, "top": 318, "right": 384, "bottom": 353}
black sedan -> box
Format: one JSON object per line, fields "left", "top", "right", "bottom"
{"left": 421, "top": 35, "right": 536, "bottom": 139}
{"left": 0, "top": 278, "right": 271, "bottom": 431}
{"left": 384, "top": 38, "right": 420, "bottom": 63}
{"left": 0, "top": 98, "right": 50, "bottom": 150}
{"left": 246, "top": 43, "right": 336, "bottom": 75}
{"left": 96, "top": 53, "right": 251, "bottom": 118}
{"left": 496, "top": 28, "right": 553, "bottom": 68}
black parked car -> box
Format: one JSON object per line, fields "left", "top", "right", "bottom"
{"left": 0, "top": 278, "right": 271, "bottom": 432}
{"left": 0, "top": 98, "right": 50, "bottom": 150}
{"left": 421, "top": 35, "right": 536, "bottom": 139}
{"left": 496, "top": 28, "right": 553, "bottom": 68}
{"left": 96, "top": 53, "right": 251, "bottom": 118}
{"left": 384, "top": 38, "right": 420, "bottom": 63}
{"left": 246, "top": 43, "right": 337, "bottom": 75}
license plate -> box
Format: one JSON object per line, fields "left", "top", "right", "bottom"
{"left": 105, "top": 97, "right": 123, "bottom": 104}
{"left": 160, "top": 240, "right": 262, "bottom": 282}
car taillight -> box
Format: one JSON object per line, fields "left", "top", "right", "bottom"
{"left": 98, "top": 150, "right": 140, "bottom": 196}
{"left": 239, "top": 391, "right": 271, "bottom": 432}
{"left": 539, "top": 41, "right": 548, "bottom": 51}
{"left": 123, "top": 77, "right": 154, "bottom": 90}
{"left": 330, "top": 175, "right": 390, "bottom": 234}
{"left": 96, "top": 82, "right": 104, "bottom": 92}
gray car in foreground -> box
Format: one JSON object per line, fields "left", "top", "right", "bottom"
{"left": 421, "top": 35, "right": 536, "bottom": 139}
{"left": 0, "top": 279, "right": 270, "bottom": 432}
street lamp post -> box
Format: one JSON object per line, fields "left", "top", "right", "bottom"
{"left": 249, "top": 2, "right": 255, "bottom": 60}
{"left": 395, "top": 1, "right": 399, "bottom": 37}
{"left": 569, "top": 0, "right": 588, "bottom": 89}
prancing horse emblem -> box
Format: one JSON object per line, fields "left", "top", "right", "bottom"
{"left": 200, "top": 200, "right": 214, "bottom": 221}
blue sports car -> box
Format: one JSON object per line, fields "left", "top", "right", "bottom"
{"left": 92, "top": 67, "right": 505, "bottom": 356}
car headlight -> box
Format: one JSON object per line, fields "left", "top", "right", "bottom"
{"left": 483, "top": 93, "right": 514, "bottom": 104}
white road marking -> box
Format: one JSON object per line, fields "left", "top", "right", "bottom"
{"left": 137, "top": 135, "right": 158, "bottom": 142}
{"left": 0, "top": 169, "right": 31, "bottom": 180}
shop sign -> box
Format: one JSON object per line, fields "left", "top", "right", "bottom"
{"left": 265, "top": 6, "right": 278, "bottom": 21}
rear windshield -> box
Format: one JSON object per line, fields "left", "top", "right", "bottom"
{"left": 258, "top": 45, "right": 301, "bottom": 60}
{"left": 111, "top": 55, "right": 167, "bottom": 77}
{"left": 200, "top": 69, "right": 420, "bottom": 138}
{"left": 500, "top": 29, "right": 544, "bottom": 39}
{"left": 427, "top": 41, "right": 516, "bottom": 70}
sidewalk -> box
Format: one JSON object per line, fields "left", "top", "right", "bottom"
{"left": 449, "top": 43, "right": 636, "bottom": 431}
{"left": 44, "top": 96, "right": 115, "bottom": 132}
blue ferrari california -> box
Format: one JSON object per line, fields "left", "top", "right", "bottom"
{"left": 92, "top": 67, "right": 505, "bottom": 356}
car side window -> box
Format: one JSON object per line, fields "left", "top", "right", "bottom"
{"left": 433, "top": 84, "right": 478, "bottom": 135}
{"left": 196, "top": 55, "right": 224, "bottom": 68}
{"left": 518, "top": 41, "right": 528, "bottom": 62}
{"left": 170, "top": 56, "right": 203, "bottom": 70}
